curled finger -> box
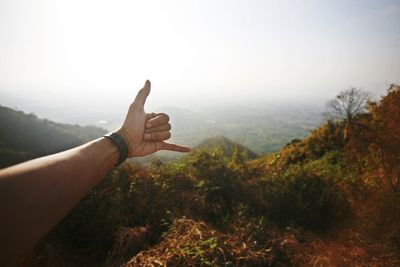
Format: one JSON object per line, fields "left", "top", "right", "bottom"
{"left": 144, "top": 131, "right": 171, "bottom": 141}
{"left": 145, "top": 123, "right": 171, "bottom": 133}
{"left": 145, "top": 113, "right": 169, "bottom": 128}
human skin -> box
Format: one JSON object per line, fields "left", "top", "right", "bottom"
{"left": 0, "top": 80, "right": 191, "bottom": 266}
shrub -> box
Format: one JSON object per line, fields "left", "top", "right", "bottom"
{"left": 261, "top": 172, "right": 349, "bottom": 231}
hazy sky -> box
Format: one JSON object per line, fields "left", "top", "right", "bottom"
{"left": 0, "top": 0, "right": 399, "bottom": 113}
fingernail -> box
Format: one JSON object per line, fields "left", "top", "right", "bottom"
{"left": 146, "top": 123, "right": 152, "bottom": 128}
{"left": 144, "top": 133, "right": 151, "bottom": 139}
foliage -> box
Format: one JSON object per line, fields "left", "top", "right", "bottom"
{"left": 127, "top": 218, "right": 231, "bottom": 266}
{"left": 8, "top": 84, "right": 400, "bottom": 266}
{"left": 367, "top": 84, "right": 400, "bottom": 190}
{"left": 274, "top": 120, "right": 345, "bottom": 169}
{"left": 195, "top": 136, "right": 258, "bottom": 159}
{"left": 260, "top": 171, "right": 349, "bottom": 231}
{"left": 40, "top": 143, "right": 351, "bottom": 266}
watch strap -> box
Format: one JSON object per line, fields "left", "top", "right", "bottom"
{"left": 104, "top": 132, "right": 129, "bottom": 166}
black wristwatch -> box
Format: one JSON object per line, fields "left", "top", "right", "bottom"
{"left": 104, "top": 132, "right": 129, "bottom": 166}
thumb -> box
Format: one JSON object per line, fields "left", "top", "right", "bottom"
{"left": 132, "top": 80, "right": 151, "bottom": 109}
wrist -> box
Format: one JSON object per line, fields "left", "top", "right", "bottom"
{"left": 104, "top": 131, "right": 130, "bottom": 165}
{"left": 99, "top": 137, "right": 120, "bottom": 167}
{"left": 116, "top": 128, "right": 132, "bottom": 156}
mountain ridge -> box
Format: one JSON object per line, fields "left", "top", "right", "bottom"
{"left": 0, "top": 105, "right": 107, "bottom": 168}
{"left": 195, "top": 135, "right": 258, "bottom": 159}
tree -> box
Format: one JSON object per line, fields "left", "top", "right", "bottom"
{"left": 368, "top": 84, "right": 400, "bottom": 190}
{"left": 326, "top": 87, "right": 370, "bottom": 123}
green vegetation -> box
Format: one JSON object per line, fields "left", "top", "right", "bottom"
{"left": 194, "top": 136, "right": 258, "bottom": 159}
{"left": 0, "top": 105, "right": 106, "bottom": 168}
{"left": 2, "top": 85, "right": 400, "bottom": 266}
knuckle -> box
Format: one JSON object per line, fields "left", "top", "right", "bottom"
{"left": 160, "top": 113, "right": 170, "bottom": 121}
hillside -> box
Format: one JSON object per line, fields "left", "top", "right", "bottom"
{"left": 195, "top": 136, "right": 258, "bottom": 159}
{"left": 6, "top": 84, "right": 400, "bottom": 266}
{"left": 0, "top": 105, "right": 107, "bottom": 168}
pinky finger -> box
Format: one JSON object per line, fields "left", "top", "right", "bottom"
{"left": 161, "top": 142, "right": 191, "bottom": 153}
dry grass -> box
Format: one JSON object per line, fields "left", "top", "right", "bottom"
{"left": 104, "top": 217, "right": 400, "bottom": 267}
{"left": 106, "top": 226, "right": 149, "bottom": 267}
{"left": 121, "top": 218, "right": 274, "bottom": 267}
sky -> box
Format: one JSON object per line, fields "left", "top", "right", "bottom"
{"left": 0, "top": 0, "right": 399, "bottom": 119}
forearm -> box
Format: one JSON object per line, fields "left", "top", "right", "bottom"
{"left": 0, "top": 137, "right": 118, "bottom": 264}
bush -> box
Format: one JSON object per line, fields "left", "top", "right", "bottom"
{"left": 261, "top": 172, "right": 349, "bottom": 231}
{"left": 187, "top": 149, "right": 258, "bottom": 227}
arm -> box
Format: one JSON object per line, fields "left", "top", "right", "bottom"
{"left": 0, "top": 80, "right": 190, "bottom": 265}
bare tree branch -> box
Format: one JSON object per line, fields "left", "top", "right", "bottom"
{"left": 325, "top": 87, "right": 370, "bottom": 122}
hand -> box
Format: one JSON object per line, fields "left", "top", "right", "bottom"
{"left": 117, "top": 80, "right": 191, "bottom": 157}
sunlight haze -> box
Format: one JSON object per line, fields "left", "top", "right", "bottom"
{"left": 0, "top": 0, "right": 399, "bottom": 122}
